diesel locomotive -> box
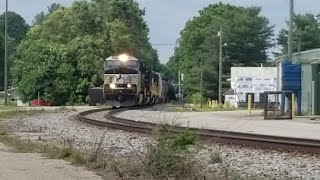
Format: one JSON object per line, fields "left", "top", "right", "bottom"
{"left": 88, "top": 54, "right": 176, "bottom": 107}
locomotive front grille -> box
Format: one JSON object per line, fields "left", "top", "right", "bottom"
{"left": 104, "top": 74, "right": 139, "bottom": 84}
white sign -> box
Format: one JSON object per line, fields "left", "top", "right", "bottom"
{"left": 181, "top": 73, "right": 184, "bottom": 81}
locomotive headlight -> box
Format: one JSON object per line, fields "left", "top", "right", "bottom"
{"left": 127, "top": 84, "right": 132, "bottom": 88}
{"left": 109, "top": 83, "right": 116, "bottom": 89}
{"left": 119, "top": 54, "right": 129, "bottom": 62}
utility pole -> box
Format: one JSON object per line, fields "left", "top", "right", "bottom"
{"left": 178, "top": 70, "right": 181, "bottom": 103}
{"left": 4, "top": 0, "right": 8, "bottom": 105}
{"left": 297, "top": 29, "right": 301, "bottom": 63}
{"left": 288, "top": 0, "right": 294, "bottom": 61}
{"left": 200, "top": 58, "right": 203, "bottom": 108}
{"left": 218, "top": 25, "right": 223, "bottom": 105}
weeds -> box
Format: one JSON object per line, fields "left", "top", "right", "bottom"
{"left": 145, "top": 123, "right": 200, "bottom": 179}
{"left": 210, "top": 151, "right": 223, "bottom": 164}
{"left": 0, "top": 109, "right": 44, "bottom": 119}
{"left": 0, "top": 121, "right": 250, "bottom": 180}
{"left": 88, "top": 132, "right": 106, "bottom": 163}
{"left": 0, "top": 127, "right": 8, "bottom": 135}
{"left": 58, "top": 106, "right": 67, "bottom": 110}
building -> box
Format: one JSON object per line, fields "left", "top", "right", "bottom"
{"left": 0, "top": 88, "right": 30, "bottom": 106}
{"left": 226, "top": 66, "right": 277, "bottom": 107}
{"left": 276, "top": 48, "right": 320, "bottom": 115}
{"left": 0, "top": 88, "right": 18, "bottom": 104}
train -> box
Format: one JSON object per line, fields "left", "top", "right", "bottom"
{"left": 88, "top": 54, "right": 176, "bottom": 107}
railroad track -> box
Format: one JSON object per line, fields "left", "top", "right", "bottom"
{"left": 75, "top": 106, "right": 320, "bottom": 154}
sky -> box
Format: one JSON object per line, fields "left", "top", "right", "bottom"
{"left": 0, "top": 0, "right": 319, "bottom": 64}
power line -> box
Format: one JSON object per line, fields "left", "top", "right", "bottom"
{"left": 151, "top": 43, "right": 176, "bottom": 46}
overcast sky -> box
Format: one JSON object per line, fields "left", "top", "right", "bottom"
{"left": 0, "top": 0, "right": 318, "bottom": 64}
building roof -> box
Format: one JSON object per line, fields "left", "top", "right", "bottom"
{"left": 275, "top": 48, "right": 320, "bottom": 64}
{"left": 0, "top": 88, "right": 20, "bottom": 99}
{"left": 230, "top": 67, "right": 277, "bottom": 82}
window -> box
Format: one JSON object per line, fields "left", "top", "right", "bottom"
{"left": 106, "top": 60, "right": 138, "bottom": 67}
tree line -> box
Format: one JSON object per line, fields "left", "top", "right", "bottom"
{"left": 165, "top": 3, "right": 320, "bottom": 102}
{"left": 1, "top": 1, "right": 320, "bottom": 104}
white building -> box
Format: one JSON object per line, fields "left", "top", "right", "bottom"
{"left": 226, "top": 66, "right": 277, "bottom": 107}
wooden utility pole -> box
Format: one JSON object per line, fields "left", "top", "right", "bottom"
{"left": 297, "top": 30, "right": 301, "bottom": 63}
{"left": 218, "top": 25, "right": 223, "bottom": 104}
{"left": 200, "top": 58, "right": 203, "bottom": 108}
{"left": 4, "top": 0, "right": 8, "bottom": 105}
{"left": 288, "top": 0, "right": 294, "bottom": 61}
{"left": 178, "top": 70, "right": 181, "bottom": 103}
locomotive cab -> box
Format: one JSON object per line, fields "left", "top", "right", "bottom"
{"left": 103, "top": 54, "right": 141, "bottom": 107}
{"left": 88, "top": 53, "right": 176, "bottom": 107}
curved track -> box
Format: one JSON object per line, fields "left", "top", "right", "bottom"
{"left": 75, "top": 107, "right": 320, "bottom": 154}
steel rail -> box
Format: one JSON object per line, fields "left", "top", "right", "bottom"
{"left": 75, "top": 107, "right": 320, "bottom": 154}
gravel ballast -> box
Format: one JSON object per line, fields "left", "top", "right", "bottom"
{"left": 4, "top": 109, "right": 320, "bottom": 179}
{"left": 7, "top": 110, "right": 151, "bottom": 156}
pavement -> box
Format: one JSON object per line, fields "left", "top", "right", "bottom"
{"left": 118, "top": 109, "right": 320, "bottom": 140}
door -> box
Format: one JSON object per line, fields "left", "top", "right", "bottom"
{"left": 312, "top": 64, "right": 320, "bottom": 115}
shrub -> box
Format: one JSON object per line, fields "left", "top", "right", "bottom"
{"left": 146, "top": 123, "right": 200, "bottom": 179}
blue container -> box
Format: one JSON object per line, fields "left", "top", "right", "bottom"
{"left": 281, "top": 60, "right": 301, "bottom": 91}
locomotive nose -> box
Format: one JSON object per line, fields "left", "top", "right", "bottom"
{"left": 118, "top": 95, "right": 125, "bottom": 102}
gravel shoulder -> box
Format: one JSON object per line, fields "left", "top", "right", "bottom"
{"left": 6, "top": 110, "right": 151, "bottom": 156}
{"left": 3, "top": 108, "right": 320, "bottom": 179}
{"left": 0, "top": 142, "right": 102, "bottom": 180}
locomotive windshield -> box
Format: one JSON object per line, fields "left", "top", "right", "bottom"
{"left": 104, "top": 60, "right": 139, "bottom": 74}
{"left": 104, "top": 67, "right": 138, "bottom": 74}
{"left": 106, "top": 60, "right": 138, "bottom": 67}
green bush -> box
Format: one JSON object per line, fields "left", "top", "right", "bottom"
{"left": 146, "top": 124, "right": 200, "bottom": 179}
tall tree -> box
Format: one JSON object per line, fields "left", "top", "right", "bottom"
{"left": 0, "top": 12, "right": 29, "bottom": 42}
{"left": 33, "top": 3, "right": 63, "bottom": 25}
{"left": 13, "top": 0, "right": 160, "bottom": 105}
{"left": 168, "top": 3, "right": 274, "bottom": 100}
{"left": 0, "top": 12, "right": 28, "bottom": 91}
{"left": 277, "top": 13, "right": 320, "bottom": 55}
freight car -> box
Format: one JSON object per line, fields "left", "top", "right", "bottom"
{"left": 88, "top": 54, "right": 176, "bottom": 107}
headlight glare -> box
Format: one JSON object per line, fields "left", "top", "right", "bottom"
{"left": 110, "top": 83, "right": 116, "bottom": 89}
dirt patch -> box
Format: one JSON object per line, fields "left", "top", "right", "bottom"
{"left": 0, "top": 142, "right": 103, "bottom": 180}
{"left": 0, "top": 142, "right": 12, "bottom": 152}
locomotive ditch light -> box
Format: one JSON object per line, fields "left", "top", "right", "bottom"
{"left": 110, "top": 83, "right": 116, "bottom": 89}
{"left": 127, "top": 84, "right": 132, "bottom": 88}
{"left": 119, "top": 54, "right": 129, "bottom": 62}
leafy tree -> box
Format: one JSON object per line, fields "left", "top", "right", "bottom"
{"left": 0, "top": 12, "right": 29, "bottom": 42}
{"left": 33, "top": 3, "right": 63, "bottom": 25}
{"left": 277, "top": 13, "right": 320, "bottom": 55}
{"left": 168, "top": 3, "right": 274, "bottom": 101}
{"left": 0, "top": 12, "right": 28, "bottom": 91}
{"left": 13, "top": 0, "right": 161, "bottom": 105}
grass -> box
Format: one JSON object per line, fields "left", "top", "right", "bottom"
{"left": 194, "top": 106, "right": 239, "bottom": 112}
{"left": 183, "top": 104, "right": 242, "bottom": 112}
{"left": 0, "top": 133, "right": 101, "bottom": 166}
{"left": 0, "top": 108, "right": 45, "bottom": 119}
{"left": 0, "top": 110, "right": 255, "bottom": 180}
{"left": 0, "top": 105, "right": 20, "bottom": 112}
{"left": 162, "top": 103, "right": 261, "bottom": 113}
{"left": 144, "top": 123, "right": 198, "bottom": 177}
{"left": 0, "top": 133, "right": 147, "bottom": 179}
{"left": 210, "top": 151, "right": 223, "bottom": 164}
{"left": 161, "top": 105, "right": 238, "bottom": 112}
